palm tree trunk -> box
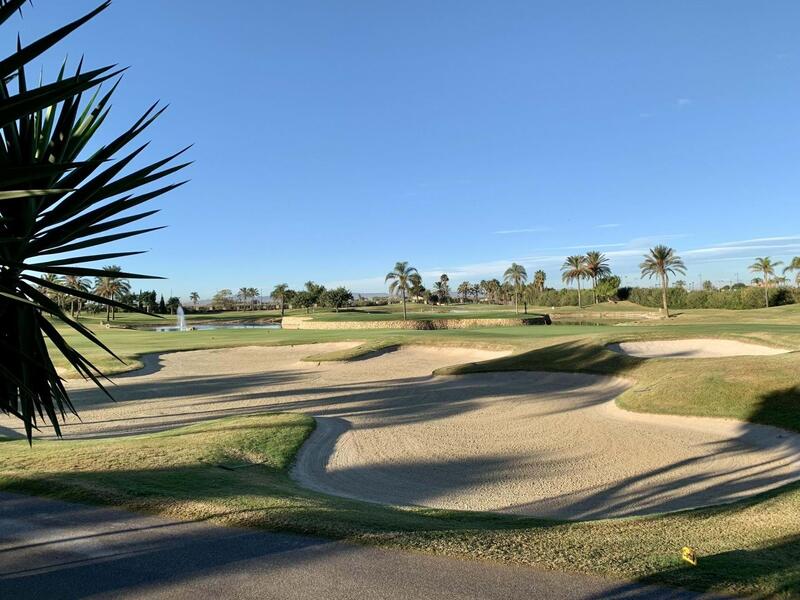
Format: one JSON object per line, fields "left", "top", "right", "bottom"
{"left": 402, "top": 289, "right": 407, "bottom": 320}
{"left": 661, "top": 273, "right": 670, "bottom": 317}
{"left": 577, "top": 280, "right": 582, "bottom": 309}
{"left": 514, "top": 290, "right": 518, "bottom": 314}
{"left": 593, "top": 276, "right": 597, "bottom": 304}
{"left": 764, "top": 270, "right": 769, "bottom": 308}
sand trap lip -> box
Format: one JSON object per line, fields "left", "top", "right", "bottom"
{"left": 7, "top": 343, "right": 799, "bottom": 521}
{"left": 607, "top": 338, "right": 789, "bottom": 358}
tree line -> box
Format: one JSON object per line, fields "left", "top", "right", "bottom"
{"left": 383, "top": 248, "right": 800, "bottom": 318}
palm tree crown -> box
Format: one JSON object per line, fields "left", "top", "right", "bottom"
{"left": 749, "top": 257, "right": 783, "bottom": 307}
{"left": 532, "top": 270, "right": 546, "bottom": 293}
{"left": 585, "top": 251, "right": 611, "bottom": 304}
{"left": 639, "top": 245, "right": 686, "bottom": 317}
{"left": 93, "top": 266, "right": 131, "bottom": 321}
{"left": 503, "top": 263, "right": 528, "bottom": 314}
{"left": 385, "top": 261, "right": 418, "bottom": 320}
{"left": 561, "top": 255, "right": 589, "bottom": 308}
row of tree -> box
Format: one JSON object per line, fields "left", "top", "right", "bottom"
{"left": 206, "top": 282, "right": 354, "bottom": 314}
{"left": 383, "top": 249, "right": 800, "bottom": 318}
{"left": 383, "top": 251, "right": 621, "bottom": 318}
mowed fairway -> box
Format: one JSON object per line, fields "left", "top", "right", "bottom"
{"left": 2, "top": 304, "right": 800, "bottom": 596}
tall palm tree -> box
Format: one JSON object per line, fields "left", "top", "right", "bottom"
{"left": 457, "top": 281, "right": 471, "bottom": 303}
{"left": 39, "top": 274, "right": 65, "bottom": 308}
{"left": 237, "top": 287, "right": 249, "bottom": 310}
{"left": 385, "top": 261, "right": 418, "bottom": 320}
{"left": 408, "top": 272, "right": 424, "bottom": 301}
{"left": 64, "top": 275, "right": 90, "bottom": 317}
{"left": 639, "top": 246, "right": 686, "bottom": 317}
{"left": 189, "top": 291, "right": 200, "bottom": 307}
{"left": 749, "top": 257, "right": 783, "bottom": 308}
{"left": 247, "top": 286, "right": 259, "bottom": 310}
{"left": 93, "top": 266, "right": 131, "bottom": 321}
{"left": 503, "top": 263, "right": 528, "bottom": 314}
{"left": 561, "top": 255, "right": 589, "bottom": 308}
{"left": 532, "top": 270, "right": 546, "bottom": 293}
{"left": 783, "top": 256, "right": 800, "bottom": 287}
{"left": 438, "top": 274, "right": 450, "bottom": 304}
{"left": 272, "top": 283, "right": 289, "bottom": 316}
{"left": 471, "top": 283, "right": 481, "bottom": 303}
{"left": 483, "top": 279, "right": 500, "bottom": 304}
{"left": 585, "top": 251, "right": 611, "bottom": 304}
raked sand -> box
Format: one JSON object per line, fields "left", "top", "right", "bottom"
{"left": 3, "top": 343, "right": 799, "bottom": 520}
{"left": 607, "top": 338, "right": 789, "bottom": 359}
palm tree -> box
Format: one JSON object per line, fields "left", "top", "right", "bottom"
{"left": 639, "top": 246, "right": 686, "bottom": 317}
{"left": 190, "top": 292, "right": 200, "bottom": 307}
{"left": 457, "top": 281, "right": 471, "bottom": 303}
{"left": 438, "top": 274, "right": 450, "bottom": 304}
{"left": 247, "top": 286, "right": 260, "bottom": 310}
{"left": 64, "top": 275, "right": 90, "bottom": 317}
{"left": 93, "top": 266, "right": 131, "bottom": 321}
{"left": 39, "top": 274, "right": 65, "bottom": 308}
{"left": 561, "top": 255, "right": 589, "bottom": 308}
{"left": 385, "top": 261, "right": 418, "bottom": 320}
{"left": 585, "top": 251, "right": 611, "bottom": 304}
{"left": 783, "top": 256, "right": 800, "bottom": 287}
{"left": 272, "top": 283, "right": 289, "bottom": 316}
{"left": 481, "top": 279, "right": 499, "bottom": 304}
{"left": 409, "top": 272, "right": 424, "bottom": 301}
{"left": 749, "top": 257, "right": 783, "bottom": 307}
{"left": 237, "top": 287, "right": 249, "bottom": 310}
{"left": 532, "top": 270, "right": 546, "bottom": 293}
{"left": 503, "top": 263, "right": 528, "bottom": 314}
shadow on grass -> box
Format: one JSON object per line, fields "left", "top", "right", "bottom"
{"left": 749, "top": 385, "right": 800, "bottom": 434}
{"left": 628, "top": 534, "right": 800, "bottom": 598}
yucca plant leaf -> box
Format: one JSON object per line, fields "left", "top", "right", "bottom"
{"left": 1, "top": 2, "right": 188, "bottom": 441}
{"left": 37, "top": 225, "right": 166, "bottom": 256}
{"left": 0, "top": 189, "right": 71, "bottom": 200}
{"left": 29, "top": 250, "right": 146, "bottom": 267}
{"left": 0, "top": 1, "right": 27, "bottom": 27}
{"left": 0, "top": 2, "right": 110, "bottom": 79}
{"left": 0, "top": 66, "right": 121, "bottom": 126}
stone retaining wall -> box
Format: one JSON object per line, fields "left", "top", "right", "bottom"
{"left": 548, "top": 311, "right": 661, "bottom": 321}
{"left": 281, "top": 316, "right": 547, "bottom": 330}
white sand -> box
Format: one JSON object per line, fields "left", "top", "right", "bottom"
{"left": 3, "top": 343, "right": 798, "bottom": 520}
{"left": 607, "top": 338, "right": 789, "bottom": 358}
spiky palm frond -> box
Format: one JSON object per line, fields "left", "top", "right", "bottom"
{"left": 639, "top": 246, "right": 685, "bottom": 316}
{"left": 639, "top": 246, "right": 686, "bottom": 280}
{"left": 0, "top": 3, "right": 189, "bottom": 441}
{"left": 749, "top": 256, "right": 783, "bottom": 307}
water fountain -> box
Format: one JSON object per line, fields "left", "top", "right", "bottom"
{"left": 176, "top": 305, "right": 187, "bottom": 331}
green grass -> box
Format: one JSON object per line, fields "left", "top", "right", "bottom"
{"left": 12, "top": 303, "right": 800, "bottom": 596}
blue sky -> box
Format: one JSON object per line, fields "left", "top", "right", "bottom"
{"left": 9, "top": 1, "right": 800, "bottom": 297}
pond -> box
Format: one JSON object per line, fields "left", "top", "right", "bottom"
{"left": 150, "top": 324, "right": 281, "bottom": 332}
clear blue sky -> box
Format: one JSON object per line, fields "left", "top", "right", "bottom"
{"left": 9, "top": 1, "right": 800, "bottom": 297}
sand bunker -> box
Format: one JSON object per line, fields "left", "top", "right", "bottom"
{"left": 608, "top": 338, "right": 788, "bottom": 359}
{"left": 3, "top": 343, "right": 798, "bottom": 520}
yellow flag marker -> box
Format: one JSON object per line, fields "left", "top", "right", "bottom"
{"left": 681, "top": 546, "right": 697, "bottom": 566}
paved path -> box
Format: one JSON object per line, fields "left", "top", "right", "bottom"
{"left": 0, "top": 492, "right": 714, "bottom": 599}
